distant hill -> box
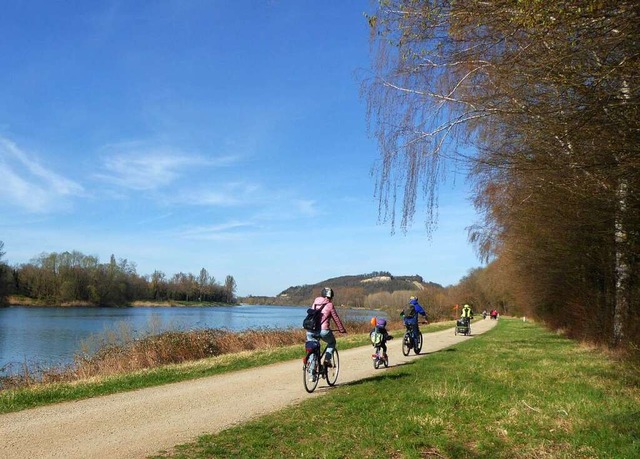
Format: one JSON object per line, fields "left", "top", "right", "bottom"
{"left": 245, "top": 271, "right": 443, "bottom": 306}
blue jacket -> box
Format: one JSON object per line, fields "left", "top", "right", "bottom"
{"left": 404, "top": 298, "right": 427, "bottom": 323}
{"left": 409, "top": 298, "right": 427, "bottom": 316}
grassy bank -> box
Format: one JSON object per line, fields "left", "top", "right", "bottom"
{"left": 152, "top": 319, "right": 640, "bottom": 459}
{"left": 0, "top": 319, "right": 452, "bottom": 413}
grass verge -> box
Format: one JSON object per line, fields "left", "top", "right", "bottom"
{"left": 151, "top": 319, "right": 640, "bottom": 459}
{"left": 0, "top": 320, "right": 452, "bottom": 414}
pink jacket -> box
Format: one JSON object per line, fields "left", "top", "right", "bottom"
{"left": 312, "top": 297, "right": 347, "bottom": 333}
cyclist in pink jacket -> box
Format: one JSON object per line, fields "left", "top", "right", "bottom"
{"left": 306, "top": 287, "right": 347, "bottom": 367}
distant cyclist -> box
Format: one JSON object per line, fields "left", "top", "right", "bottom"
{"left": 307, "top": 287, "right": 347, "bottom": 367}
{"left": 401, "top": 296, "right": 427, "bottom": 346}
{"left": 461, "top": 303, "right": 474, "bottom": 326}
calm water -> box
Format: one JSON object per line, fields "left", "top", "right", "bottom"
{"left": 0, "top": 305, "right": 379, "bottom": 374}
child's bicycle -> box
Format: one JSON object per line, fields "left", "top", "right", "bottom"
{"left": 402, "top": 321, "right": 423, "bottom": 356}
{"left": 370, "top": 330, "right": 391, "bottom": 369}
{"left": 302, "top": 334, "right": 340, "bottom": 393}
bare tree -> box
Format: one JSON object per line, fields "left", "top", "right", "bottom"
{"left": 363, "top": 0, "right": 640, "bottom": 347}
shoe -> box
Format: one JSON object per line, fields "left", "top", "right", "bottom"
{"left": 324, "top": 360, "right": 332, "bottom": 368}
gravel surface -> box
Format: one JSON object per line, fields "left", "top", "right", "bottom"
{"left": 1, "top": 319, "right": 497, "bottom": 459}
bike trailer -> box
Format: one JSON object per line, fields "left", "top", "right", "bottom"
{"left": 456, "top": 318, "right": 469, "bottom": 333}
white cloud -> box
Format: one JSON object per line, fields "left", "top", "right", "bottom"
{"left": 176, "top": 182, "right": 262, "bottom": 207}
{"left": 177, "top": 221, "right": 257, "bottom": 241}
{"left": 293, "top": 199, "right": 320, "bottom": 217}
{"left": 0, "top": 137, "right": 84, "bottom": 213}
{"left": 95, "top": 142, "right": 239, "bottom": 191}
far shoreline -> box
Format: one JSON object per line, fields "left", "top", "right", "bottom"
{"left": 4, "top": 296, "right": 238, "bottom": 308}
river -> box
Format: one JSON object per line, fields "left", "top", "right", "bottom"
{"left": 0, "top": 304, "right": 380, "bottom": 374}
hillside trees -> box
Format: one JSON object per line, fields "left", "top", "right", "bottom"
{"left": 363, "top": 1, "right": 639, "bottom": 347}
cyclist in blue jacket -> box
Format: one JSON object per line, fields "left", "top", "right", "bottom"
{"left": 401, "top": 296, "right": 428, "bottom": 346}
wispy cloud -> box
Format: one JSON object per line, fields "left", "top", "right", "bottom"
{"left": 177, "top": 221, "right": 257, "bottom": 241}
{"left": 0, "top": 137, "right": 84, "bottom": 213}
{"left": 292, "top": 199, "right": 320, "bottom": 217}
{"left": 95, "top": 142, "right": 239, "bottom": 191}
{"left": 173, "top": 182, "right": 262, "bottom": 207}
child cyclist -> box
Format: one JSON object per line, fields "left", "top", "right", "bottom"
{"left": 370, "top": 317, "right": 393, "bottom": 362}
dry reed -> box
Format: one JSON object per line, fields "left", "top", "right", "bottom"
{"left": 0, "top": 319, "right": 391, "bottom": 391}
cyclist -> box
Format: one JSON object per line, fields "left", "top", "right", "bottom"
{"left": 307, "top": 287, "right": 347, "bottom": 367}
{"left": 401, "top": 296, "right": 427, "bottom": 346}
{"left": 370, "top": 317, "right": 393, "bottom": 362}
{"left": 461, "top": 303, "right": 474, "bottom": 326}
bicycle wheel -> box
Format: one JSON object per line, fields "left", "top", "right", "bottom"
{"left": 326, "top": 349, "right": 340, "bottom": 386}
{"left": 414, "top": 332, "right": 423, "bottom": 354}
{"left": 402, "top": 333, "right": 411, "bottom": 356}
{"left": 303, "top": 353, "right": 319, "bottom": 393}
{"left": 373, "top": 349, "right": 380, "bottom": 369}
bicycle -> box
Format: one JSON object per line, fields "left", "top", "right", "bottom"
{"left": 370, "top": 330, "right": 391, "bottom": 369}
{"left": 402, "top": 321, "right": 423, "bottom": 356}
{"left": 302, "top": 334, "right": 340, "bottom": 393}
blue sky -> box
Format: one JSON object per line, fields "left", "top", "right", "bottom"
{"left": 0, "top": 1, "right": 481, "bottom": 297}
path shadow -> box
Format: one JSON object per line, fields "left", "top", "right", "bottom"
{"left": 340, "top": 371, "right": 410, "bottom": 388}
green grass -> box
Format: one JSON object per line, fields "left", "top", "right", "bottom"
{"left": 151, "top": 319, "right": 640, "bottom": 459}
{"left": 0, "top": 321, "right": 453, "bottom": 414}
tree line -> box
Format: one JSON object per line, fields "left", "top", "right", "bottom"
{"left": 0, "top": 242, "right": 236, "bottom": 306}
{"left": 364, "top": 1, "right": 639, "bottom": 350}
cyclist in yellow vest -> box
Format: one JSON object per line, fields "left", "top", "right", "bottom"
{"left": 461, "top": 303, "right": 474, "bottom": 327}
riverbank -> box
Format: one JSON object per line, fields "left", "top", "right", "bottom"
{"left": 1, "top": 320, "right": 498, "bottom": 459}
{"left": 1, "top": 318, "right": 414, "bottom": 403}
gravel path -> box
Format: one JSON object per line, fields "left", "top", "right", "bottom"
{"left": 1, "top": 319, "right": 497, "bottom": 459}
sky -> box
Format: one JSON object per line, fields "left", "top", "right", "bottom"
{"left": 0, "top": 1, "right": 482, "bottom": 297}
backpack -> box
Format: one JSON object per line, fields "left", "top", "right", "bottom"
{"left": 303, "top": 304, "right": 326, "bottom": 332}
{"left": 403, "top": 304, "right": 416, "bottom": 318}
{"left": 370, "top": 330, "right": 384, "bottom": 346}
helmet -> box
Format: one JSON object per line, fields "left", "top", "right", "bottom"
{"left": 321, "top": 287, "right": 334, "bottom": 299}
{"left": 410, "top": 296, "right": 417, "bottom": 301}
{"left": 464, "top": 304, "right": 470, "bottom": 308}
{"left": 376, "top": 318, "right": 387, "bottom": 328}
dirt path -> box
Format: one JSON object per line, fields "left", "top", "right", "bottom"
{"left": 1, "top": 319, "right": 497, "bottom": 459}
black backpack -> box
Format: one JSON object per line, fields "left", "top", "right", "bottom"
{"left": 403, "top": 304, "right": 416, "bottom": 318}
{"left": 303, "top": 304, "right": 326, "bottom": 332}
